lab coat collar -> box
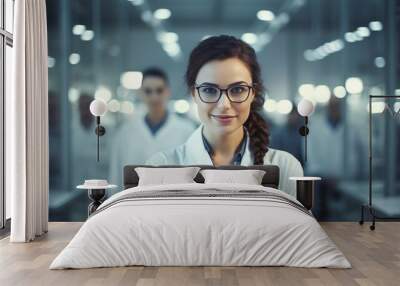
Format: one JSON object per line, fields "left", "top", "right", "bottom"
{"left": 184, "top": 125, "right": 253, "bottom": 166}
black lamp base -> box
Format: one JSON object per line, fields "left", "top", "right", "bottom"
{"left": 296, "top": 180, "right": 314, "bottom": 210}
{"left": 359, "top": 204, "right": 400, "bottom": 231}
{"left": 88, "top": 189, "right": 106, "bottom": 216}
{"left": 359, "top": 204, "right": 376, "bottom": 230}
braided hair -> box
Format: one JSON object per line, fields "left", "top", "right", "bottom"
{"left": 185, "top": 35, "right": 269, "bottom": 165}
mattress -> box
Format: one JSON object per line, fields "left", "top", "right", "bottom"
{"left": 50, "top": 183, "right": 351, "bottom": 269}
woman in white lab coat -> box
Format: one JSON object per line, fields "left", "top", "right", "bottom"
{"left": 147, "top": 35, "right": 303, "bottom": 196}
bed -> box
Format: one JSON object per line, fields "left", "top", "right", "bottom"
{"left": 50, "top": 165, "right": 350, "bottom": 269}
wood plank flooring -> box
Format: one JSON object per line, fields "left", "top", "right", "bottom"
{"left": 0, "top": 222, "right": 399, "bottom": 286}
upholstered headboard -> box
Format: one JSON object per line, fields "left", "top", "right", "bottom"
{"left": 123, "top": 165, "right": 280, "bottom": 189}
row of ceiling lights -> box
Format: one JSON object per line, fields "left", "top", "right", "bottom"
{"left": 69, "top": 78, "right": 399, "bottom": 117}
{"left": 68, "top": 24, "right": 96, "bottom": 65}
{"left": 304, "top": 21, "right": 383, "bottom": 62}
{"left": 47, "top": 5, "right": 179, "bottom": 68}
{"left": 69, "top": 85, "right": 191, "bottom": 115}
{"left": 53, "top": 2, "right": 396, "bottom": 117}
{"left": 47, "top": 2, "right": 297, "bottom": 67}
{"left": 70, "top": 84, "right": 400, "bottom": 116}
{"left": 240, "top": 9, "right": 285, "bottom": 46}
{"left": 249, "top": 0, "right": 306, "bottom": 52}
{"left": 240, "top": 8, "right": 275, "bottom": 45}
{"left": 298, "top": 77, "right": 364, "bottom": 104}
{"left": 128, "top": 0, "right": 182, "bottom": 60}
{"left": 297, "top": 79, "right": 400, "bottom": 114}
{"left": 48, "top": 23, "right": 96, "bottom": 68}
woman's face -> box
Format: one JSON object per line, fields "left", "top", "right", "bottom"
{"left": 193, "top": 57, "right": 255, "bottom": 136}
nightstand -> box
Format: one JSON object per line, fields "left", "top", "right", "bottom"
{"left": 77, "top": 180, "right": 117, "bottom": 216}
{"left": 289, "top": 177, "right": 321, "bottom": 210}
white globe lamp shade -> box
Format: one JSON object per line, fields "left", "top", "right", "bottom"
{"left": 297, "top": 99, "right": 315, "bottom": 117}
{"left": 90, "top": 99, "right": 107, "bottom": 116}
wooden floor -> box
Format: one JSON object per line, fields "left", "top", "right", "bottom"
{"left": 0, "top": 222, "right": 399, "bottom": 286}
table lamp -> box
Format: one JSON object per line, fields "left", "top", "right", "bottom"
{"left": 297, "top": 99, "right": 315, "bottom": 162}
{"left": 89, "top": 99, "right": 107, "bottom": 161}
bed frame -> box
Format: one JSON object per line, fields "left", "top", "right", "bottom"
{"left": 123, "top": 165, "right": 280, "bottom": 189}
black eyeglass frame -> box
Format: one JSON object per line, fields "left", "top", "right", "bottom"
{"left": 194, "top": 83, "right": 255, "bottom": 103}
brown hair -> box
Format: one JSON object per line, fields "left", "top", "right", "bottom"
{"left": 185, "top": 35, "right": 269, "bottom": 164}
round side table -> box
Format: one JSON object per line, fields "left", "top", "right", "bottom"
{"left": 77, "top": 184, "right": 117, "bottom": 216}
{"left": 289, "top": 177, "right": 321, "bottom": 210}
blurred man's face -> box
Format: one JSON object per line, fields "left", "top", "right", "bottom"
{"left": 140, "top": 76, "right": 170, "bottom": 112}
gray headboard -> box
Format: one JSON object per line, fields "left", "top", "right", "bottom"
{"left": 123, "top": 165, "right": 280, "bottom": 189}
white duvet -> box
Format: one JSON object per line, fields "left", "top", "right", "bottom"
{"left": 50, "top": 183, "right": 350, "bottom": 269}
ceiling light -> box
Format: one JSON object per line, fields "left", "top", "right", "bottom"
{"left": 263, "top": 99, "right": 277, "bottom": 112}
{"left": 69, "top": 53, "right": 80, "bottom": 65}
{"left": 344, "top": 32, "right": 357, "bottom": 43}
{"left": 108, "top": 99, "right": 121, "bottom": 112}
{"left": 356, "top": 27, "right": 370, "bottom": 37}
{"left": 120, "top": 101, "right": 134, "bottom": 114}
{"left": 81, "top": 30, "right": 94, "bottom": 41}
{"left": 374, "top": 57, "right": 385, "bottom": 68}
{"left": 369, "top": 21, "right": 383, "bottom": 31}
{"left": 141, "top": 11, "right": 153, "bottom": 23}
{"left": 303, "top": 50, "right": 315, "bottom": 61}
{"left": 174, "top": 100, "right": 190, "bottom": 114}
{"left": 277, "top": 100, "right": 293, "bottom": 114}
{"left": 257, "top": 10, "right": 275, "bottom": 22}
{"left": 298, "top": 84, "right": 315, "bottom": 97}
{"left": 94, "top": 86, "right": 112, "bottom": 102}
{"left": 163, "top": 42, "right": 181, "bottom": 57}
{"left": 157, "top": 32, "right": 178, "bottom": 44}
{"left": 315, "top": 85, "right": 331, "bottom": 103}
{"left": 154, "top": 8, "right": 171, "bottom": 20}
{"left": 72, "top": 24, "right": 86, "bottom": 35}
{"left": 345, "top": 77, "right": 364, "bottom": 94}
{"left": 129, "top": 0, "right": 144, "bottom": 6}
{"left": 68, "top": 88, "right": 80, "bottom": 103}
{"left": 241, "top": 33, "right": 258, "bottom": 45}
{"left": 367, "top": 102, "right": 385, "bottom": 114}
{"left": 333, "top": 86, "right": 346, "bottom": 98}
{"left": 120, "top": 71, "right": 143, "bottom": 90}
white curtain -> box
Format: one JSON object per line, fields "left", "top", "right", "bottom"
{"left": 7, "top": 0, "right": 49, "bottom": 242}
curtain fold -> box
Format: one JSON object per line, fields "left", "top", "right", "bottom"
{"left": 8, "top": 0, "right": 49, "bottom": 242}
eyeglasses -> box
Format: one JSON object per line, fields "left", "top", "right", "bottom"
{"left": 195, "top": 83, "right": 254, "bottom": 103}
{"left": 143, "top": 87, "right": 165, "bottom": 96}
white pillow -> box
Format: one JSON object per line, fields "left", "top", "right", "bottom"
{"left": 200, "top": 169, "right": 266, "bottom": 185}
{"left": 135, "top": 167, "right": 200, "bottom": 186}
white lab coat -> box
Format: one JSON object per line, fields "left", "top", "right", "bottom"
{"left": 109, "top": 112, "right": 196, "bottom": 186}
{"left": 306, "top": 115, "right": 366, "bottom": 179}
{"left": 146, "top": 126, "right": 304, "bottom": 197}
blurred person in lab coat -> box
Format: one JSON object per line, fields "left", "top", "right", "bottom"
{"left": 147, "top": 36, "right": 303, "bottom": 197}
{"left": 306, "top": 96, "right": 366, "bottom": 179}
{"left": 109, "top": 67, "right": 196, "bottom": 186}
{"left": 306, "top": 96, "right": 366, "bottom": 219}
